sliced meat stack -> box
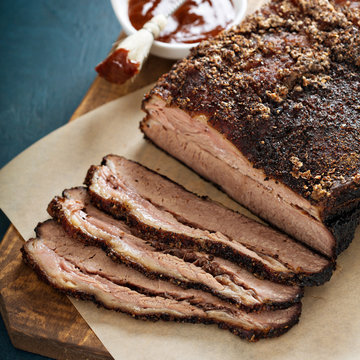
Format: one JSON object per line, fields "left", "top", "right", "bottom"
{"left": 24, "top": 148, "right": 358, "bottom": 339}
{"left": 141, "top": 0, "right": 360, "bottom": 259}
{"left": 85, "top": 155, "right": 333, "bottom": 286}
{"left": 48, "top": 187, "right": 303, "bottom": 311}
{"left": 22, "top": 220, "right": 302, "bottom": 341}
{"left": 22, "top": 152, "right": 326, "bottom": 340}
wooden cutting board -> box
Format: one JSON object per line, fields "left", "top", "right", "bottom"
{"left": 0, "top": 53, "right": 174, "bottom": 360}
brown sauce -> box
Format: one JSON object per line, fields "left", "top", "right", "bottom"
{"left": 95, "top": 48, "right": 140, "bottom": 84}
{"left": 128, "top": 0, "right": 235, "bottom": 44}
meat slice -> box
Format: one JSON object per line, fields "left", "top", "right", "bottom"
{"left": 103, "top": 155, "right": 333, "bottom": 285}
{"left": 155, "top": 246, "right": 302, "bottom": 305}
{"left": 140, "top": 0, "right": 360, "bottom": 258}
{"left": 48, "top": 187, "right": 302, "bottom": 311}
{"left": 29, "top": 220, "right": 268, "bottom": 310}
{"left": 21, "top": 220, "right": 302, "bottom": 341}
{"left": 85, "top": 162, "right": 333, "bottom": 286}
{"left": 66, "top": 188, "right": 303, "bottom": 307}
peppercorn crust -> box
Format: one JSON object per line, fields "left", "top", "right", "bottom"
{"left": 144, "top": 0, "right": 360, "bottom": 221}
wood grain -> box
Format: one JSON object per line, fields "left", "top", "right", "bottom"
{"left": 0, "top": 53, "right": 173, "bottom": 360}
{"left": 0, "top": 226, "right": 111, "bottom": 360}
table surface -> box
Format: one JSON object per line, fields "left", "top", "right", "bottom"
{"left": 0, "top": 1, "right": 120, "bottom": 358}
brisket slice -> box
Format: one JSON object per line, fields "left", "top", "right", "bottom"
{"left": 141, "top": 0, "right": 360, "bottom": 258}
{"left": 48, "top": 187, "right": 302, "bottom": 311}
{"left": 21, "top": 220, "right": 301, "bottom": 341}
{"left": 85, "top": 162, "right": 333, "bottom": 286}
{"left": 66, "top": 188, "right": 303, "bottom": 307}
{"left": 103, "top": 155, "right": 333, "bottom": 285}
{"left": 29, "top": 220, "right": 269, "bottom": 311}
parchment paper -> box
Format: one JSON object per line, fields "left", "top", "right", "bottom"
{"left": 1, "top": 84, "right": 359, "bottom": 360}
{"left": 1, "top": 0, "right": 360, "bottom": 358}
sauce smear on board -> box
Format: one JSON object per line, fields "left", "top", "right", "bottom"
{"left": 128, "top": 0, "right": 235, "bottom": 44}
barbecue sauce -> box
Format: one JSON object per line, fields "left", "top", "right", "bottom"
{"left": 128, "top": 0, "right": 235, "bottom": 44}
{"left": 95, "top": 48, "right": 140, "bottom": 84}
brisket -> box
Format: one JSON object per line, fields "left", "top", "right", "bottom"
{"left": 140, "top": 0, "right": 360, "bottom": 258}
{"left": 48, "top": 187, "right": 302, "bottom": 311}
{"left": 104, "top": 155, "right": 333, "bottom": 283}
{"left": 21, "top": 220, "right": 301, "bottom": 341}
{"left": 85, "top": 161, "right": 333, "bottom": 286}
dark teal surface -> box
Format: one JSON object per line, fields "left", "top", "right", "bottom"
{"left": 0, "top": 0, "right": 120, "bottom": 358}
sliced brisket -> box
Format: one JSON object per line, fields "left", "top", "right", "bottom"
{"left": 48, "top": 187, "right": 302, "bottom": 310}
{"left": 104, "top": 155, "right": 333, "bottom": 283}
{"left": 85, "top": 161, "right": 333, "bottom": 286}
{"left": 141, "top": 0, "right": 360, "bottom": 258}
{"left": 21, "top": 220, "right": 302, "bottom": 341}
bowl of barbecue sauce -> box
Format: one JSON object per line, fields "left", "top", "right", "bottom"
{"left": 111, "top": 0, "right": 247, "bottom": 59}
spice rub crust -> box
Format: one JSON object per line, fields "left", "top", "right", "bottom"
{"left": 147, "top": 0, "right": 360, "bottom": 220}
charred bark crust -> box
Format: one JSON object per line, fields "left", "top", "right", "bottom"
{"left": 144, "top": 1, "right": 360, "bottom": 211}
{"left": 140, "top": 0, "right": 360, "bottom": 259}
{"left": 326, "top": 201, "right": 360, "bottom": 256}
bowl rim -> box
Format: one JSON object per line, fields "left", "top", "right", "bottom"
{"left": 111, "top": 0, "right": 248, "bottom": 52}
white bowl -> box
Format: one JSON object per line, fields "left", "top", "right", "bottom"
{"left": 111, "top": 0, "right": 247, "bottom": 60}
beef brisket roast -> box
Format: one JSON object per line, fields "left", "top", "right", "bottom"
{"left": 141, "top": 0, "right": 360, "bottom": 258}
{"left": 22, "top": 220, "right": 301, "bottom": 341}
{"left": 48, "top": 187, "right": 302, "bottom": 311}
{"left": 85, "top": 156, "right": 332, "bottom": 286}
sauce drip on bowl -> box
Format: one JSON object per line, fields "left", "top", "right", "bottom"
{"left": 128, "top": 0, "right": 235, "bottom": 44}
